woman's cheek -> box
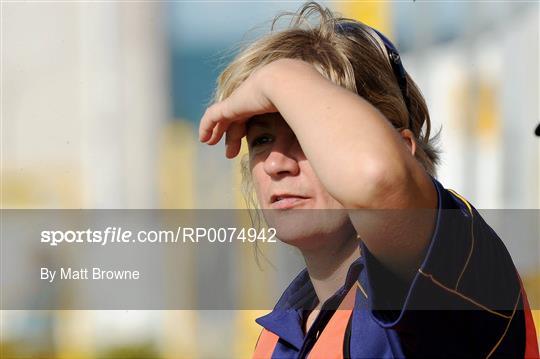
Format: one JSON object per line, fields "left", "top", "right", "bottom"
{"left": 250, "top": 170, "right": 268, "bottom": 208}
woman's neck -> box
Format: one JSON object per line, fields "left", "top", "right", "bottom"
{"left": 300, "top": 232, "right": 361, "bottom": 308}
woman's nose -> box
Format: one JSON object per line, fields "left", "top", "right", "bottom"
{"left": 263, "top": 147, "right": 300, "bottom": 177}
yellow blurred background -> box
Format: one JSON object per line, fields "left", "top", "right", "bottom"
{"left": 1, "top": 1, "right": 538, "bottom": 358}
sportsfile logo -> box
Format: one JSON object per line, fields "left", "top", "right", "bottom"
{"left": 40, "top": 227, "right": 277, "bottom": 246}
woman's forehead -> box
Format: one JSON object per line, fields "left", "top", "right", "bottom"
{"left": 247, "top": 113, "right": 286, "bottom": 131}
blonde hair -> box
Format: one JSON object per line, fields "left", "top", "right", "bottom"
{"left": 215, "top": 1, "right": 440, "bottom": 211}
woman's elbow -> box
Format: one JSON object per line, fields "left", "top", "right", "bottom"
{"left": 338, "top": 156, "right": 411, "bottom": 209}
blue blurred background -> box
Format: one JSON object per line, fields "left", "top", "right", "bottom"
{"left": 2, "top": 1, "right": 538, "bottom": 358}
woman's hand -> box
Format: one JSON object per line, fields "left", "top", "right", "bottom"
{"left": 199, "top": 68, "right": 277, "bottom": 159}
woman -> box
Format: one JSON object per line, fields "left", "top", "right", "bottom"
{"left": 199, "top": 2, "right": 538, "bottom": 358}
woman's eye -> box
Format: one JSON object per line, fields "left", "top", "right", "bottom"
{"left": 250, "top": 135, "right": 273, "bottom": 148}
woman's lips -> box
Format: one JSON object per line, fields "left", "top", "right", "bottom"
{"left": 270, "top": 196, "right": 309, "bottom": 209}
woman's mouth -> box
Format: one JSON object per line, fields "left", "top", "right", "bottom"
{"left": 270, "top": 195, "right": 309, "bottom": 209}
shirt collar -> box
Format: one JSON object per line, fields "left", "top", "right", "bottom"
{"left": 255, "top": 246, "right": 365, "bottom": 350}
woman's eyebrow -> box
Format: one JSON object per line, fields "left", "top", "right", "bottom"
{"left": 247, "top": 118, "right": 272, "bottom": 131}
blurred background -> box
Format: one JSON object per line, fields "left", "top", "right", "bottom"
{"left": 2, "top": 1, "right": 539, "bottom": 358}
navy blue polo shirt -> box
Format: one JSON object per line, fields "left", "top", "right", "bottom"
{"left": 255, "top": 176, "right": 531, "bottom": 358}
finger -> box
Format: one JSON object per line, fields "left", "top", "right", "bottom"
{"left": 225, "top": 123, "right": 246, "bottom": 159}
{"left": 199, "top": 115, "right": 213, "bottom": 143}
{"left": 225, "top": 139, "right": 242, "bottom": 159}
{"left": 199, "top": 104, "right": 221, "bottom": 143}
{"left": 206, "top": 120, "right": 229, "bottom": 146}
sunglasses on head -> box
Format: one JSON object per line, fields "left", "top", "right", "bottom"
{"left": 336, "top": 22, "right": 411, "bottom": 127}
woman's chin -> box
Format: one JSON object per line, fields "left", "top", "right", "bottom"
{"left": 264, "top": 209, "right": 351, "bottom": 247}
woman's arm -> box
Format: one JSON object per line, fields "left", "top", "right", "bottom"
{"left": 256, "top": 59, "right": 434, "bottom": 210}
{"left": 200, "top": 58, "right": 438, "bottom": 279}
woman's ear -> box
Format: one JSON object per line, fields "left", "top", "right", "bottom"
{"left": 399, "top": 129, "right": 417, "bottom": 156}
